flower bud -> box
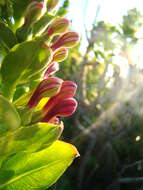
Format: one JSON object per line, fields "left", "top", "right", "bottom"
{"left": 44, "top": 17, "right": 70, "bottom": 37}
{"left": 52, "top": 48, "right": 68, "bottom": 62}
{"left": 51, "top": 32, "right": 79, "bottom": 51}
{"left": 47, "top": 0, "right": 59, "bottom": 11}
{"left": 44, "top": 62, "right": 59, "bottom": 79}
{"left": 43, "top": 81, "right": 77, "bottom": 112}
{"left": 41, "top": 98, "right": 77, "bottom": 122}
{"left": 27, "top": 77, "right": 63, "bottom": 109}
{"left": 25, "top": 1, "right": 44, "bottom": 26}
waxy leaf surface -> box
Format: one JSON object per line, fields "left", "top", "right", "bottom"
{"left": 0, "top": 95, "right": 21, "bottom": 136}
{"left": 0, "top": 140, "right": 79, "bottom": 190}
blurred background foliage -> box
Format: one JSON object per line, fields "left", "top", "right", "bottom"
{"left": 50, "top": 2, "right": 143, "bottom": 190}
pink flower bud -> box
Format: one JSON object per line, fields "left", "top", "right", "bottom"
{"left": 51, "top": 32, "right": 79, "bottom": 51}
{"left": 52, "top": 48, "right": 68, "bottom": 62}
{"left": 41, "top": 98, "right": 77, "bottom": 122}
{"left": 45, "top": 17, "right": 70, "bottom": 37}
{"left": 25, "top": 1, "right": 44, "bottom": 26}
{"left": 47, "top": 0, "right": 59, "bottom": 11}
{"left": 44, "top": 62, "right": 59, "bottom": 79}
{"left": 27, "top": 77, "right": 63, "bottom": 109}
{"left": 43, "top": 81, "right": 77, "bottom": 113}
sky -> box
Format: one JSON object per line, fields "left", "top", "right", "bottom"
{"left": 66, "top": 0, "right": 143, "bottom": 51}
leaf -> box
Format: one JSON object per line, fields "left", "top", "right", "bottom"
{"left": 14, "top": 90, "right": 33, "bottom": 109}
{"left": 15, "top": 94, "right": 49, "bottom": 111}
{"left": 0, "top": 22, "right": 17, "bottom": 54}
{"left": 0, "top": 122, "right": 62, "bottom": 157}
{"left": 0, "top": 95, "right": 21, "bottom": 136}
{"left": 12, "top": 0, "right": 32, "bottom": 25}
{"left": 1, "top": 40, "right": 52, "bottom": 100}
{"left": 0, "top": 140, "right": 79, "bottom": 190}
{"left": 32, "top": 13, "right": 54, "bottom": 36}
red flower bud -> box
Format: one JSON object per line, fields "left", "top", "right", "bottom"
{"left": 51, "top": 32, "right": 79, "bottom": 51}
{"left": 43, "top": 48, "right": 68, "bottom": 79}
{"left": 25, "top": 1, "right": 44, "bottom": 26}
{"left": 27, "top": 77, "right": 63, "bottom": 109}
{"left": 41, "top": 98, "right": 77, "bottom": 122}
{"left": 43, "top": 81, "right": 77, "bottom": 112}
{"left": 45, "top": 17, "right": 70, "bottom": 37}
{"left": 44, "top": 62, "right": 59, "bottom": 79}
{"left": 52, "top": 48, "right": 68, "bottom": 62}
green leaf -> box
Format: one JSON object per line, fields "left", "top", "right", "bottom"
{"left": 12, "top": 0, "right": 44, "bottom": 26}
{"left": 0, "top": 122, "right": 62, "bottom": 157}
{"left": 0, "top": 22, "right": 17, "bottom": 54}
{"left": 0, "top": 40, "right": 52, "bottom": 100}
{"left": 0, "top": 95, "right": 21, "bottom": 136}
{"left": 12, "top": 0, "right": 32, "bottom": 25}
{"left": 14, "top": 90, "right": 33, "bottom": 109}
{"left": 32, "top": 13, "right": 54, "bottom": 36}
{"left": 0, "top": 140, "right": 79, "bottom": 190}
{"left": 16, "top": 24, "right": 32, "bottom": 42}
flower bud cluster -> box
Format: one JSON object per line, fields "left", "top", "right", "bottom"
{"left": 25, "top": 0, "right": 79, "bottom": 125}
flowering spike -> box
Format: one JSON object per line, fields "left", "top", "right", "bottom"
{"left": 51, "top": 32, "right": 79, "bottom": 51}
{"left": 43, "top": 81, "right": 77, "bottom": 113}
{"left": 27, "top": 77, "right": 63, "bottom": 109}
{"left": 25, "top": 1, "right": 44, "bottom": 26}
{"left": 44, "top": 62, "right": 59, "bottom": 79}
{"left": 47, "top": 0, "right": 59, "bottom": 11}
{"left": 41, "top": 98, "right": 77, "bottom": 122}
{"left": 44, "top": 17, "right": 70, "bottom": 37}
{"left": 52, "top": 48, "right": 68, "bottom": 62}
